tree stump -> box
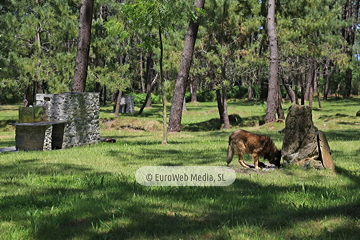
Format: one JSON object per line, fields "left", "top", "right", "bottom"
{"left": 281, "top": 105, "right": 335, "bottom": 170}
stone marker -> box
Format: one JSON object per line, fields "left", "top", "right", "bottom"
{"left": 318, "top": 131, "right": 335, "bottom": 170}
{"left": 281, "top": 104, "right": 335, "bottom": 170}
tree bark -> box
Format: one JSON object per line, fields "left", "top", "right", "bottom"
{"left": 114, "top": 90, "right": 122, "bottom": 118}
{"left": 140, "top": 50, "right": 145, "bottom": 93}
{"left": 72, "top": 0, "right": 94, "bottom": 92}
{"left": 159, "top": 26, "right": 167, "bottom": 145}
{"left": 221, "top": 86, "right": 230, "bottom": 128}
{"left": 265, "top": 0, "right": 279, "bottom": 123}
{"left": 247, "top": 78, "right": 253, "bottom": 100}
{"left": 168, "top": 0, "right": 205, "bottom": 132}
{"left": 282, "top": 77, "right": 296, "bottom": 103}
{"left": 323, "top": 59, "right": 332, "bottom": 101}
{"left": 342, "top": 0, "right": 359, "bottom": 98}
{"left": 277, "top": 85, "right": 285, "bottom": 119}
{"left": 305, "top": 59, "right": 316, "bottom": 107}
{"left": 300, "top": 73, "right": 305, "bottom": 105}
{"left": 216, "top": 89, "right": 224, "bottom": 120}
{"left": 101, "top": 85, "right": 106, "bottom": 106}
{"left": 190, "top": 80, "right": 198, "bottom": 102}
{"left": 145, "top": 54, "right": 154, "bottom": 108}
{"left": 138, "top": 73, "right": 157, "bottom": 115}
{"left": 23, "top": 84, "right": 34, "bottom": 107}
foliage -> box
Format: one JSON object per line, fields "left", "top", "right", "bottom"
{"left": 196, "top": 90, "right": 217, "bottom": 102}
{"left": 0, "top": 0, "right": 79, "bottom": 97}
{"left": 128, "top": 92, "right": 160, "bottom": 104}
{"left": 0, "top": 0, "right": 359, "bottom": 111}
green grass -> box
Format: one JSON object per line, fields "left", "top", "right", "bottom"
{"left": 0, "top": 98, "right": 359, "bottom": 239}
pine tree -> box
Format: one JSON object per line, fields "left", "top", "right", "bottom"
{"left": 168, "top": 0, "right": 205, "bottom": 133}
{"left": 72, "top": 0, "right": 94, "bottom": 92}
{"left": 265, "top": 0, "right": 280, "bottom": 123}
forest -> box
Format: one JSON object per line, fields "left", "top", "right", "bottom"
{"left": 1, "top": 1, "right": 360, "bottom": 238}
{"left": 0, "top": 0, "right": 359, "bottom": 121}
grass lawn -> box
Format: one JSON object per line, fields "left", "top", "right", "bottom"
{"left": 0, "top": 98, "right": 359, "bottom": 239}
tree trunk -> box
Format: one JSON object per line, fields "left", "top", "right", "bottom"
{"left": 114, "top": 90, "right": 122, "bottom": 118}
{"left": 282, "top": 75, "right": 296, "bottom": 103}
{"left": 140, "top": 50, "right": 145, "bottom": 93}
{"left": 168, "top": 0, "right": 205, "bottom": 132}
{"left": 277, "top": 85, "right": 285, "bottom": 119}
{"left": 159, "top": 26, "right": 167, "bottom": 145}
{"left": 190, "top": 80, "right": 198, "bottom": 102}
{"left": 221, "top": 86, "right": 230, "bottom": 129}
{"left": 265, "top": 0, "right": 279, "bottom": 123}
{"left": 72, "top": 0, "right": 94, "bottom": 92}
{"left": 261, "top": 79, "right": 268, "bottom": 101}
{"left": 95, "top": 82, "right": 101, "bottom": 93}
{"left": 344, "top": 68, "right": 352, "bottom": 98}
{"left": 138, "top": 73, "right": 157, "bottom": 115}
{"left": 101, "top": 85, "right": 106, "bottom": 106}
{"left": 305, "top": 59, "right": 316, "bottom": 107}
{"left": 317, "top": 91, "right": 322, "bottom": 109}
{"left": 323, "top": 59, "right": 332, "bottom": 101}
{"left": 216, "top": 89, "right": 224, "bottom": 120}
{"left": 342, "top": 0, "right": 359, "bottom": 98}
{"left": 23, "top": 84, "right": 34, "bottom": 107}
{"left": 36, "top": 81, "right": 44, "bottom": 94}
{"left": 145, "top": 54, "right": 154, "bottom": 108}
{"left": 247, "top": 78, "right": 253, "bottom": 100}
{"left": 300, "top": 73, "right": 305, "bottom": 105}
{"left": 182, "top": 98, "right": 187, "bottom": 111}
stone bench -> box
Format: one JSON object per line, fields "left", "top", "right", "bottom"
{"left": 11, "top": 121, "right": 68, "bottom": 151}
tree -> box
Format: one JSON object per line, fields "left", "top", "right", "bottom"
{"left": 1, "top": 0, "right": 359, "bottom": 108}
{"left": 138, "top": 54, "right": 156, "bottom": 114}
{"left": 0, "top": 0, "right": 81, "bottom": 104}
{"left": 72, "top": 0, "right": 94, "bottom": 92}
{"left": 265, "top": 0, "right": 279, "bottom": 123}
{"left": 117, "top": 0, "right": 190, "bottom": 143}
{"left": 276, "top": 0, "right": 349, "bottom": 105}
{"left": 342, "top": 0, "right": 360, "bottom": 98}
{"left": 201, "top": 0, "right": 246, "bottom": 128}
{"left": 168, "top": 0, "right": 205, "bottom": 132}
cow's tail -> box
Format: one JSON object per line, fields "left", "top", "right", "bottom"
{"left": 226, "top": 140, "right": 235, "bottom": 166}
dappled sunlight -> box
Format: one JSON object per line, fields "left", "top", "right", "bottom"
{"left": 1, "top": 98, "right": 360, "bottom": 239}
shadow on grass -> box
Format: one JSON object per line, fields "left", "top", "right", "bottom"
{"left": 0, "top": 119, "right": 16, "bottom": 128}
{"left": 181, "top": 115, "right": 266, "bottom": 132}
{"left": 100, "top": 102, "right": 267, "bottom": 132}
{"left": 37, "top": 175, "right": 360, "bottom": 239}
{"left": 322, "top": 129, "right": 360, "bottom": 141}
{"left": 105, "top": 144, "right": 223, "bottom": 166}
{"left": 0, "top": 157, "right": 359, "bottom": 239}
{"left": 0, "top": 140, "right": 16, "bottom": 149}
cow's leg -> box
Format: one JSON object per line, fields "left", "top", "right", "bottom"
{"left": 238, "top": 152, "right": 249, "bottom": 168}
{"left": 252, "top": 153, "right": 260, "bottom": 169}
{"left": 235, "top": 142, "right": 249, "bottom": 168}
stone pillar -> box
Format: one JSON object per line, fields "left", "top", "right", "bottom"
{"left": 125, "top": 95, "right": 135, "bottom": 113}
{"left": 281, "top": 105, "right": 334, "bottom": 169}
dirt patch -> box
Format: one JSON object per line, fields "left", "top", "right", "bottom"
{"left": 100, "top": 118, "right": 162, "bottom": 132}
{"left": 230, "top": 162, "right": 278, "bottom": 174}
